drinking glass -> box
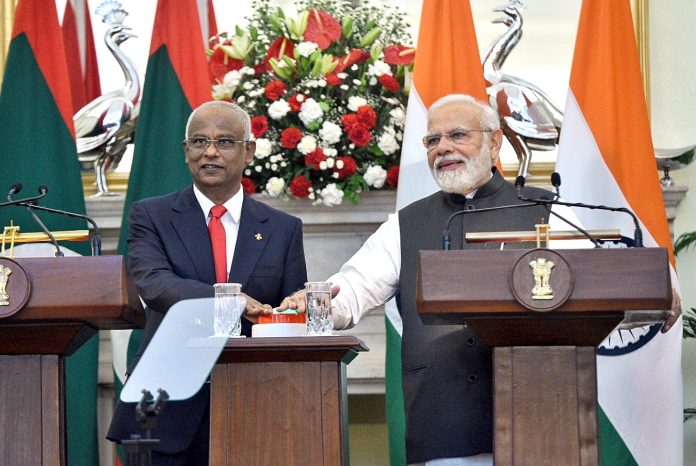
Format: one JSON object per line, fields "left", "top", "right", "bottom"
{"left": 305, "top": 281, "right": 333, "bottom": 335}
{"left": 213, "top": 283, "right": 245, "bottom": 337}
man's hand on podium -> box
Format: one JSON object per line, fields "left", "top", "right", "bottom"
{"left": 277, "top": 285, "right": 341, "bottom": 314}
{"left": 661, "top": 288, "right": 682, "bottom": 334}
{"left": 241, "top": 292, "right": 273, "bottom": 324}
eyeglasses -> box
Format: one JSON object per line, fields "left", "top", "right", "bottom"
{"left": 184, "top": 137, "right": 249, "bottom": 152}
{"left": 422, "top": 128, "right": 492, "bottom": 150}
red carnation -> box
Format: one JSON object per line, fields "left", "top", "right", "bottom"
{"left": 379, "top": 75, "right": 400, "bottom": 93}
{"left": 341, "top": 113, "right": 359, "bottom": 131}
{"left": 209, "top": 40, "right": 244, "bottom": 84}
{"left": 264, "top": 37, "right": 296, "bottom": 70}
{"left": 347, "top": 123, "right": 372, "bottom": 147}
{"left": 241, "top": 177, "right": 256, "bottom": 195}
{"left": 335, "top": 156, "right": 358, "bottom": 179}
{"left": 387, "top": 166, "right": 400, "bottom": 187}
{"left": 303, "top": 9, "right": 342, "bottom": 50}
{"left": 304, "top": 148, "right": 327, "bottom": 170}
{"left": 357, "top": 105, "right": 377, "bottom": 129}
{"left": 384, "top": 45, "right": 416, "bottom": 65}
{"left": 289, "top": 175, "right": 313, "bottom": 198}
{"left": 250, "top": 116, "right": 269, "bottom": 138}
{"left": 280, "top": 127, "right": 303, "bottom": 149}
{"left": 324, "top": 73, "right": 342, "bottom": 86}
{"left": 288, "top": 93, "right": 305, "bottom": 112}
{"left": 265, "top": 80, "right": 287, "bottom": 101}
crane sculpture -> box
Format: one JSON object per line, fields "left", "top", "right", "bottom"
{"left": 74, "top": 1, "right": 140, "bottom": 196}
{"left": 483, "top": 0, "right": 563, "bottom": 178}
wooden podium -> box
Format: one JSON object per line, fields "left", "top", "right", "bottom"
{"left": 210, "top": 336, "right": 367, "bottom": 466}
{"left": 0, "top": 256, "right": 144, "bottom": 466}
{"left": 417, "top": 248, "right": 671, "bottom": 466}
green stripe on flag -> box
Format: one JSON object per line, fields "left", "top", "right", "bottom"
{"left": 0, "top": 33, "right": 97, "bottom": 466}
{"left": 599, "top": 405, "right": 638, "bottom": 466}
{"left": 385, "top": 314, "right": 406, "bottom": 466}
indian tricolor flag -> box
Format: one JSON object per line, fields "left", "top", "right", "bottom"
{"left": 110, "top": 0, "right": 215, "bottom": 464}
{"left": 555, "top": 1, "right": 683, "bottom": 464}
{"left": 386, "top": 0, "right": 488, "bottom": 463}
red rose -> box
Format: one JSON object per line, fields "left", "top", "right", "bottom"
{"left": 357, "top": 105, "right": 377, "bottom": 129}
{"left": 303, "top": 9, "right": 342, "bottom": 49}
{"left": 264, "top": 80, "right": 287, "bottom": 101}
{"left": 341, "top": 113, "right": 359, "bottom": 131}
{"left": 304, "top": 148, "right": 327, "bottom": 170}
{"left": 254, "top": 63, "right": 267, "bottom": 76}
{"left": 250, "top": 116, "right": 269, "bottom": 138}
{"left": 387, "top": 166, "right": 400, "bottom": 187}
{"left": 347, "top": 123, "right": 372, "bottom": 147}
{"left": 379, "top": 75, "right": 400, "bottom": 93}
{"left": 289, "top": 175, "right": 312, "bottom": 198}
{"left": 335, "top": 156, "right": 358, "bottom": 179}
{"left": 280, "top": 127, "right": 303, "bottom": 149}
{"left": 241, "top": 177, "right": 256, "bottom": 195}
{"left": 324, "top": 73, "right": 342, "bottom": 87}
{"left": 384, "top": 45, "right": 416, "bottom": 65}
{"left": 288, "top": 93, "right": 305, "bottom": 112}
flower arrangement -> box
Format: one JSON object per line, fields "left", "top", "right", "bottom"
{"left": 208, "top": 0, "right": 415, "bottom": 205}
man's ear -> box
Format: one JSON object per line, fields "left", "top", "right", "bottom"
{"left": 245, "top": 141, "right": 256, "bottom": 164}
{"left": 183, "top": 142, "right": 189, "bottom": 163}
{"left": 489, "top": 129, "right": 504, "bottom": 161}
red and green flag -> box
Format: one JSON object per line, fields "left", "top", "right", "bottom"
{"left": 0, "top": 1, "right": 98, "bottom": 465}
{"left": 62, "top": 0, "right": 102, "bottom": 111}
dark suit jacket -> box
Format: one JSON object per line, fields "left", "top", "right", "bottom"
{"left": 107, "top": 185, "right": 307, "bottom": 453}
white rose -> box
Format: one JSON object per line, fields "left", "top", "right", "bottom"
{"left": 319, "top": 121, "right": 342, "bottom": 145}
{"left": 299, "top": 98, "right": 324, "bottom": 126}
{"left": 265, "top": 177, "right": 286, "bottom": 197}
{"left": 368, "top": 60, "right": 392, "bottom": 77}
{"left": 268, "top": 100, "right": 291, "bottom": 120}
{"left": 319, "top": 183, "right": 344, "bottom": 206}
{"left": 364, "top": 165, "right": 388, "bottom": 188}
{"left": 348, "top": 96, "right": 368, "bottom": 112}
{"left": 296, "top": 41, "right": 319, "bottom": 57}
{"left": 240, "top": 66, "right": 255, "bottom": 75}
{"left": 254, "top": 138, "right": 273, "bottom": 159}
{"left": 223, "top": 69, "right": 243, "bottom": 87}
{"left": 297, "top": 135, "right": 318, "bottom": 155}
{"left": 378, "top": 131, "right": 400, "bottom": 155}
{"left": 390, "top": 107, "right": 406, "bottom": 127}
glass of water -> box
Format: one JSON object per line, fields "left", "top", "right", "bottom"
{"left": 305, "top": 281, "right": 333, "bottom": 336}
{"left": 214, "top": 283, "right": 246, "bottom": 337}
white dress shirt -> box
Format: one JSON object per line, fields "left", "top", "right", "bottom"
{"left": 192, "top": 184, "right": 244, "bottom": 276}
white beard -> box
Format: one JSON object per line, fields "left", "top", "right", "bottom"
{"left": 431, "top": 143, "right": 493, "bottom": 194}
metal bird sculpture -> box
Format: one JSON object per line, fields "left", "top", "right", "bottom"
{"left": 483, "top": 0, "right": 563, "bottom": 178}
{"left": 74, "top": 1, "right": 140, "bottom": 196}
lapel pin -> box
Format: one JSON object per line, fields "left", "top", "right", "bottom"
{"left": 255, "top": 233, "right": 263, "bottom": 241}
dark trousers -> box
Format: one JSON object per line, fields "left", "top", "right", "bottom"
{"left": 149, "top": 403, "right": 210, "bottom": 466}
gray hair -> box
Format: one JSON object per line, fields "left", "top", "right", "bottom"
{"left": 428, "top": 94, "right": 500, "bottom": 131}
{"left": 185, "top": 101, "right": 252, "bottom": 139}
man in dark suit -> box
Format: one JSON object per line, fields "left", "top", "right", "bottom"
{"left": 107, "top": 101, "right": 307, "bottom": 465}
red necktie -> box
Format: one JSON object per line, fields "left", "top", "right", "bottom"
{"left": 209, "top": 205, "right": 228, "bottom": 283}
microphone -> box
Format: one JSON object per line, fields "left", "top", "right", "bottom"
{"left": 517, "top": 175, "right": 643, "bottom": 248}
{"left": 442, "top": 201, "right": 541, "bottom": 250}
{"left": 0, "top": 184, "right": 48, "bottom": 207}
{"left": 550, "top": 172, "right": 561, "bottom": 199}
{"left": 7, "top": 183, "right": 23, "bottom": 200}
{"left": 7, "top": 184, "right": 102, "bottom": 256}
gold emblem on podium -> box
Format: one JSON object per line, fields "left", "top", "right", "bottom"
{"left": 0, "top": 264, "right": 11, "bottom": 306}
{"left": 529, "top": 257, "right": 555, "bottom": 300}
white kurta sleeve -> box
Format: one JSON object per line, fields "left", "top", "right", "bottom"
{"left": 328, "top": 212, "right": 401, "bottom": 329}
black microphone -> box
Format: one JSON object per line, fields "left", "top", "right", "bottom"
{"left": 0, "top": 184, "right": 48, "bottom": 207}
{"left": 442, "top": 201, "right": 542, "bottom": 250}
{"left": 7, "top": 183, "right": 23, "bottom": 200}
{"left": 8, "top": 185, "right": 102, "bottom": 256}
{"left": 517, "top": 176, "right": 643, "bottom": 247}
